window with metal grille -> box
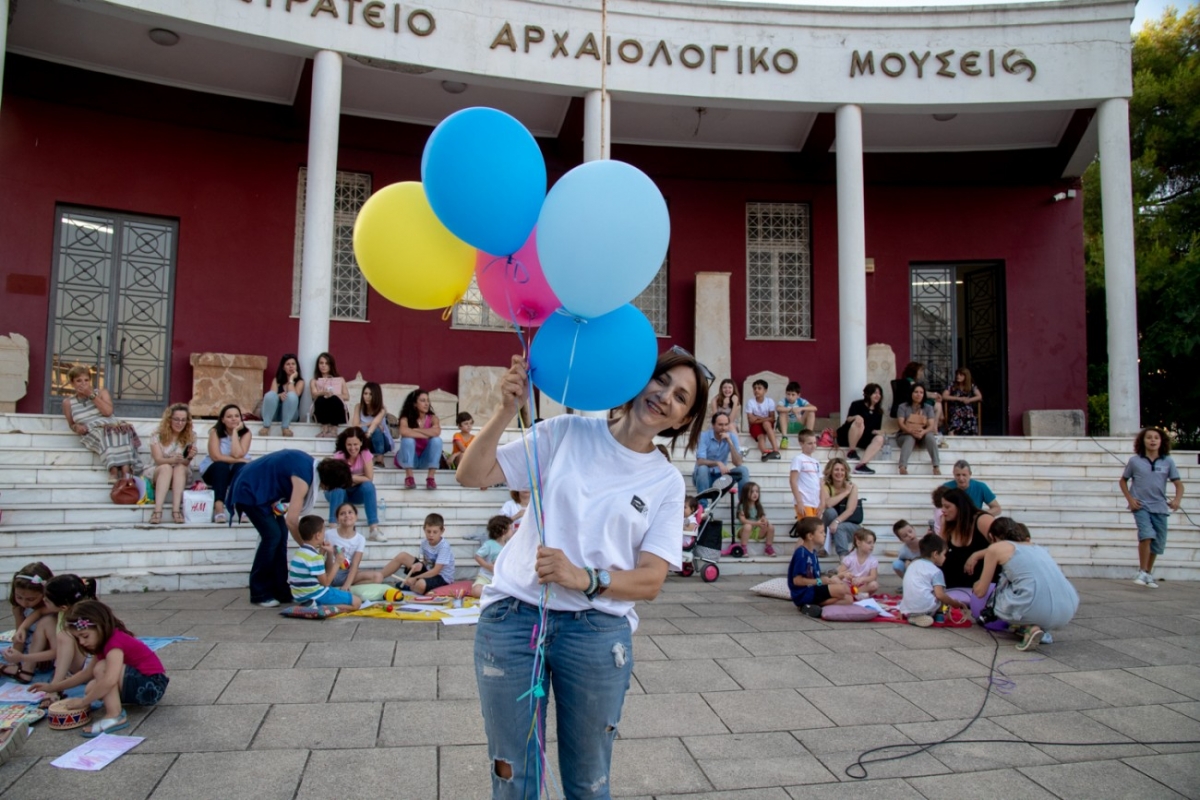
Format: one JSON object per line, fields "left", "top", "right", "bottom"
{"left": 291, "top": 169, "right": 371, "bottom": 321}
{"left": 745, "top": 202, "right": 812, "bottom": 339}
{"left": 451, "top": 258, "right": 670, "bottom": 334}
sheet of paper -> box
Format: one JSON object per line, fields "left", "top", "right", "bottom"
{"left": 399, "top": 604, "right": 440, "bottom": 613}
{"left": 0, "top": 683, "right": 44, "bottom": 703}
{"left": 441, "top": 615, "right": 480, "bottom": 626}
{"left": 51, "top": 735, "right": 144, "bottom": 771}
{"left": 442, "top": 607, "right": 481, "bottom": 618}
{"left": 854, "top": 598, "right": 893, "bottom": 618}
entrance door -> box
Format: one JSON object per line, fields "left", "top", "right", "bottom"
{"left": 44, "top": 207, "right": 178, "bottom": 418}
{"left": 909, "top": 262, "right": 1008, "bottom": 435}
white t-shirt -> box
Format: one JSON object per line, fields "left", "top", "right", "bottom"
{"left": 789, "top": 453, "right": 822, "bottom": 507}
{"left": 499, "top": 499, "right": 528, "bottom": 527}
{"left": 486, "top": 415, "right": 684, "bottom": 631}
{"left": 327, "top": 529, "right": 366, "bottom": 572}
{"left": 841, "top": 551, "right": 879, "bottom": 580}
{"left": 899, "top": 558, "right": 946, "bottom": 616}
{"left": 745, "top": 396, "right": 776, "bottom": 420}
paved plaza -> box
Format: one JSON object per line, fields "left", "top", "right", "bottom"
{"left": 0, "top": 574, "right": 1198, "bottom": 799}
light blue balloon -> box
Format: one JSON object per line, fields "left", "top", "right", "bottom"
{"left": 537, "top": 160, "right": 670, "bottom": 319}
{"left": 530, "top": 304, "right": 657, "bottom": 412}
{"left": 422, "top": 107, "right": 546, "bottom": 256}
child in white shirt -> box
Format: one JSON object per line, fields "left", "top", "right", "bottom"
{"left": 834, "top": 528, "right": 879, "bottom": 597}
{"left": 899, "top": 533, "right": 967, "bottom": 627}
{"left": 745, "top": 379, "right": 780, "bottom": 461}
{"left": 500, "top": 490, "right": 531, "bottom": 529}
{"left": 327, "top": 502, "right": 384, "bottom": 588}
{"left": 789, "top": 429, "right": 822, "bottom": 522}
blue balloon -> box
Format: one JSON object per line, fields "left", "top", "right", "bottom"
{"left": 422, "top": 107, "right": 546, "bottom": 256}
{"left": 537, "top": 160, "right": 670, "bottom": 319}
{"left": 530, "top": 304, "right": 657, "bottom": 412}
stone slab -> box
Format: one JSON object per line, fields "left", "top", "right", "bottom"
{"left": 682, "top": 731, "right": 837, "bottom": 790}
{"left": 1019, "top": 760, "right": 1187, "bottom": 799}
{"left": 252, "top": 702, "right": 383, "bottom": 750}
{"left": 3, "top": 754, "right": 174, "bottom": 800}
{"left": 0, "top": 332, "right": 30, "bottom": 406}
{"left": 1022, "top": 409, "right": 1085, "bottom": 437}
{"left": 130, "top": 704, "right": 270, "bottom": 753}
{"left": 151, "top": 751, "right": 308, "bottom": 800}
{"left": 701, "top": 688, "right": 835, "bottom": 733}
{"left": 457, "top": 366, "right": 507, "bottom": 429}
{"left": 297, "top": 747, "right": 439, "bottom": 800}
{"left": 188, "top": 352, "right": 268, "bottom": 418}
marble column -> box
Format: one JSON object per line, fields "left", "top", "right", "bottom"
{"left": 583, "top": 89, "right": 610, "bottom": 162}
{"left": 695, "top": 272, "right": 732, "bottom": 409}
{"left": 836, "top": 104, "right": 868, "bottom": 419}
{"left": 297, "top": 49, "right": 343, "bottom": 420}
{"left": 1097, "top": 98, "right": 1141, "bottom": 435}
{"left": 0, "top": 0, "right": 9, "bottom": 120}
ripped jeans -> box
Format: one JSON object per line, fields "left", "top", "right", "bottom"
{"left": 475, "top": 597, "right": 633, "bottom": 800}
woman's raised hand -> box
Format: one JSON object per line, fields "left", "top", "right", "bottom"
{"left": 499, "top": 355, "right": 529, "bottom": 415}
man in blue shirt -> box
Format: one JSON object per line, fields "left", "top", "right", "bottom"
{"left": 943, "top": 460, "right": 1001, "bottom": 515}
{"left": 693, "top": 412, "right": 749, "bottom": 494}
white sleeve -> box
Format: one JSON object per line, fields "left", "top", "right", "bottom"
{"left": 637, "top": 471, "right": 686, "bottom": 570}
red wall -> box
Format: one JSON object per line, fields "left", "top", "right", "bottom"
{"left": 0, "top": 88, "right": 1085, "bottom": 433}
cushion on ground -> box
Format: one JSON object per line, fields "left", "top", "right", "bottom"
{"left": 430, "top": 580, "right": 475, "bottom": 598}
{"left": 822, "top": 604, "right": 879, "bottom": 621}
{"left": 349, "top": 583, "right": 393, "bottom": 601}
{"left": 749, "top": 577, "right": 791, "bottom": 600}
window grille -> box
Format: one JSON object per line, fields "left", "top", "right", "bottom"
{"left": 745, "top": 202, "right": 812, "bottom": 339}
{"left": 631, "top": 257, "right": 669, "bottom": 336}
{"left": 291, "top": 169, "right": 371, "bottom": 321}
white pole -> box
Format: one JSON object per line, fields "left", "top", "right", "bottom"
{"left": 0, "top": 0, "right": 10, "bottom": 120}
{"left": 1097, "top": 98, "right": 1141, "bottom": 436}
{"left": 296, "top": 50, "right": 343, "bottom": 421}
{"left": 836, "top": 104, "right": 868, "bottom": 419}
{"left": 583, "top": 89, "right": 610, "bottom": 162}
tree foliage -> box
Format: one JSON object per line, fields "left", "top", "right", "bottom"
{"left": 1084, "top": 5, "right": 1200, "bottom": 443}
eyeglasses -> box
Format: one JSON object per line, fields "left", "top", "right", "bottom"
{"left": 668, "top": 345, "right": 715, "bottom": 383}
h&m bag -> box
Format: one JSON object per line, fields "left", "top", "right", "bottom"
{"left": 110, "top": 478, "right": 140, "bottom": 505}
{"left": 182, "top": 487, "right": 215, "bottom": 523}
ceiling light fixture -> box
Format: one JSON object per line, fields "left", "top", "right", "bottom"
{"left": 441, "top": 81, "right": 468, "bottom": 94}
{"left": 148, "top": 28, "right": 180, "bottom": 46}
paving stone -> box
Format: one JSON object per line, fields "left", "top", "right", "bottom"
{"left": 813, "top": 748, "right": 952, "bottom": 782}
{"left": 701, "top": 688, "right": 835, "bottom": 733}
{"left": 879, "top": 648, "right": 994, "bottom": 680}
{"left": 805, "top": 685, "right": 933, "bottom": 727}
{"left": 894, "top": 718, "right": 1058, "bottom": 772}
{"left": 216, "top": 667, "right": 337, "bottom": 704}
{"left": 159, "top": 609, "right": 256, "bottom": 626}
{"left": 801, "top": 653, "right": 920, "bottom": 686}
{"left": 1012, "top": 639, "right": 1149, "bottom": 670}
{"left": 150, "top": 592, "right": 241, "bottom": 610}
{"left": 156, "top": 668, "right": 236, "bottom": 706}
{"left": 391, "top": 639, "right": 474, "bottom": 666}
{"left": 618, "top": 693, "right": 728, "bottom": 738}
{"left": 742, "top": 613, "right": 830, "bottom": 632}
{"left": 265, "top": 619, "right": 359, "bottom": 641}
{"left": 792, "top": 723, "right": 914, "bottom": 755}
{"left": 633, "top": 617, "right": 683, "bottom": 635}
{"left": 153, "top": 641, "right": 216, "bottom": 671}
{"left": 686, "top": 603, "right": 764, "bottom": 618}
{"left": 1072, "top": 615, "right": 1175, "bottom": 639}
{"left": 1019, "top": 759, "right": 1187, "bottom": 799}
{"left": 1095, "top": 637, "right": 1200, "bottom": 666}
{"left": 440, "top": 664, "right": 479, "bottom": 700}
{"left": 0, "top": 757, "right": 35, "bottom": 795}
{"left": 195, "top": 641, "right": 306, "bottom": 670}
{"left": 665, "top": 789, "right": 792, "bottom": 800}
{"left": 670, "top": 616, "right": 760, "bottom": 634}
{"left": 633, "top": 659, "right": 741, "bottom": 694}
{"left": 1127, "top": 615, "right": 1200, "bottom": 636}
{"left": 968, "top": 673, "right": 1114, "bottom": 713}
{"left": 298, "top": 747, "right": 438, "bottom": 799}
{"left": 296, "top": 640, "right": 396, "bottom": 668}
{"left": 1054, "top": 669, "right": 1192, "bottom": 707}
{"left": 887, "top": 677, "right": 1023, "bottom": 720}
{"left": 1127, "top": 665, "right": 1200, "bottom": 700}
{"left": 951, "top": 644, "right": 1076, "bottom": 674}
{"left": 437, "top": 624, "right": 480, "bottom": 641}
{"left": 653, "top": 634, "right": 753, "bottom": 660}
{"left": 253, "top": 702, "right": 382, "bottom": 749}
{"left": 352, "top": 619, "right": 441, "bottom": 641}
{"left": 989, "top": 710, "right": 1153, "bottom": 762}
{"left": 637, "top": 602, "right": 700, "bottom": 619}
{"left": 907, "top": 767, "right": 1060, "bottom": 799}
{"left": 2, "top": 754, "right": 175, "bottom": 800}
{"left": 610, "top": 737, "right": 712, "bottom": 796}
{"left": 682, "top": 731, "right": 836, "bottom": 790}
{"left": 131, "top": 704, "right": 270, "bottom": 753}
{"left": 330, "top": 666, "right": 436, "bottom": 702}
{"left": 179, "top": 623, "right": 275, "bottom": 642}
{"left": 784, "top": 777, "right": 926, "bottom": 800}
{"left": 804, "top": 629, "right": 907, "bottom": 654}
{"left": 1083, "top": 704, "right": 1200, "bottom": 755}
{"left": 435, "top": 744, "right": 493, "bottom": 800}
{"left": 379, "top": 700, "right": 486, "bottom": 746}
{"left": 151, "top": 751, "right": 308, "bottom": 800}
{"left": 1121, "top": 752, "right": 1200, "bottom": 798}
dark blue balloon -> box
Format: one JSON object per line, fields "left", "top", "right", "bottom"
{"left": 530, "top": 305, "right": 657, "bottom": 412}
{"left": 422, "top": 107, "right": 546, "bottom": 256}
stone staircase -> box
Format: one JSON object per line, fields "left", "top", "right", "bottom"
{"left": 0, "top": 412, "right": 1197, "bottom": 594}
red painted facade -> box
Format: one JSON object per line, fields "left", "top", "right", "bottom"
{"left": 0, "top": 59, "right": 1085, "bottom": 432}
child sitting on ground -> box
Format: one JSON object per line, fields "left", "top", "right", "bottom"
{"left": 777, "top": 381, "right": 817, "bottom": 439}
{"left": 23, "top": 575, "right": 98, "bottom": 708}
{"left": 327, "top": 503, "right": 384, "bottom": 588}
{"left": 833, "top": 528, "right": 879, "bottom": 597}
{"left": 448, "top": 412, "right": 475, "bottom": 469}
{"left": 745, "top": 379, "right": 781, "bottom": 460}
{"left": 787, "top": 517, "right": 853, "bottom": 616}
{"left": 1, "top": 562, "right": 53, "bottom": 683}
{"left": 472, "top": 515, "right": 514, "bottom": 599}
{"left": 380, "top": 513, "right": 456, "bottom": 595}
{"left": 500, "top": 489, "right": 531, "bottom": 529}
{"left": 289, "top": 515, "right": 363, "bottom": 611}
{"left": 51, "top": 599, "right": 169, "bottom": 737}
{"left": 898, "top": 532, "right": 967, "bottom": 627}
{"left": 736, "top": 482, "right": 777, "bottom": 557}
{"left": 891, "top": 519, "right": 921, "bottom": 579}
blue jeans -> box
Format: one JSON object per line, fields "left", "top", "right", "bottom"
{"left": 475, "top": 598, "right": 633, "bottom": 800}
{"left": 261, "top": 391, "right": 300, "bottom": 430}
{"left": 239, "top": 502, "right": 292, "bottom": 604}
{"left": 324, "top": 481, "right": 379, "bottom": 525}
{"left": 396, "top": 437, "right": 443, "bottom": 470}
{"left": 368, "top": 428, "right": 390, "bottom": 456}
{"left": 692, "top": 465, "right": 749, "bottom": 495}
{"left": 1133, "top": 508, "right": 1169, "bottom": 555}
{"left": 821, "top": 508, "right": 860, "bottom": 557}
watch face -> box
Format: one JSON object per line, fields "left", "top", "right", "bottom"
{"left": 598, "top": 570, "right": 611, "bottom": 588}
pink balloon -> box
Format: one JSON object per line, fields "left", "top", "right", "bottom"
{"left": 474, "top": 228, "right": 560, "bottom": 327}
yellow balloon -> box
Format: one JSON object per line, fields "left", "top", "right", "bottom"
{"left": 353, "top": 182, "right": 476, "bottom": 310}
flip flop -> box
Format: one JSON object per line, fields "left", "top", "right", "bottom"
{"left": 0, "top": 664, "right": 33, "bottom": 684}
{"left": 80, "top": 710, "right": 128, "bottom": 738}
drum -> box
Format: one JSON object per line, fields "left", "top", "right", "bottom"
{"left": 47, "top": 700, "right": 90, "bottom": 731}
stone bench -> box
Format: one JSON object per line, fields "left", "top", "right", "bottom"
{"left": 1022, "top": 409, "right": 1085, "bottom": 437}
{"left": 188, "top": 353, "right": 268, "bottom": 418}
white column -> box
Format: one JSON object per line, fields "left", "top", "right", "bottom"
{"left": 1097, "top": 98, "right": 1140, "bottom": 436}
{"left": 0, "top": 0, "right": 9, "bottom": 119}
{"left": 297, "top": 50, "right": 343, "bottom": 420}
{"left": 583, "top": 89, "right": 610, "bottom": 162}
{"left": 835, "top": 104, "right": 868, "bottom": 418}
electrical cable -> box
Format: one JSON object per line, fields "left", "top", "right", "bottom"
{"left": 1089, "top": 434, "right": 1198, "bottom": 529}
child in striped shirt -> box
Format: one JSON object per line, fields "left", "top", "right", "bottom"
{"left": 289, "top": 515, "right": 362, "bottom": 611}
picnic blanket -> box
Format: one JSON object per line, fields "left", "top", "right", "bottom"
{"left": 869, "top": 594, "right": 972, "bottom": 627}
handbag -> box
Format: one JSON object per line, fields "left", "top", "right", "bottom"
{"left": 182, "top": 488, "right": 216, "bottom": 523}
{"left": 110, "top": 478, "right": 140, "bottom": 505}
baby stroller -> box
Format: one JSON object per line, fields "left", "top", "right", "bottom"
{"left": 680, "top": 474, "right": 736, "bottom": 582}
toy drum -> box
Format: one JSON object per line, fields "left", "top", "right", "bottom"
{"left": 47, "top": 700, "right": 90, "bottom": 731}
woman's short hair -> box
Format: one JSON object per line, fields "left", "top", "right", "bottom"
{"left": 626, "top": 349, "right": 711, "bottom": 454}
{"left": 66, "top": 365, "right": 92, "bottom": 382}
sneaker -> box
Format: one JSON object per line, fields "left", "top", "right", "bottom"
{"left": 1017, "top": 627, "right": 1044, "bottom": 651}
{"left": 1133, "top": 571, "right": 1150, "bottom": 586}
{"left": 426, "top": 477, "right": 438, "bottom": 490}
{"left": 404, "top": 477, "right": 416, "bottom": 490}
{"left": 760, "top": 451, "right": 770, "bottom": 462}
{"left": 767, "top": 451, "right": 782, "bottom": 461}
{"left": 1144, "top": 573, "right": 1159, "bottom": 589}
{"left": 907, "top": 613, "right": 934, "bottom": 628}
{"left": 368, "top": 528, "right": 388, "bottom": 543}
{"left": 800, "top": 604, "right": 823, "bottom": 618}
{"left": 854, "top": 464, "right": 876, "bottom": 475}
{"left": 257, "top": 599, "right": 281, "bottom": 608}
{"left": 764, "top": 545, "right": 777, "bottom": 557}
{"left": 846, "top": 450, "right": 859, "bottom": 461}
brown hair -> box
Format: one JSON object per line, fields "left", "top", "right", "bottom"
{"left": 796, "top": 516, "right": 823, "bottom": 540}
{"left": 940, "top": 488, "right": 985, "bottom": 548}
{"left": 1134, "top": 427, "right": 1172, "bottom": 457}
{"left": 155, "top": 403, "right": 195, "bottom": 451}
{"left": 9, "top": 562, "right": 53, "bottom": 606}
{"left": 486, "top": 515, "right": 513, "bottom": 540}
{"left": 44, "top": 575, "right": 98, "bottom": 609}
{"left": 622, "top": 349, "right": 711, "bottom": 454}
{"left": 424, "top": 513, "right": 445, "bottom": 529}
{"left": 66, "top": 365, "right": 92, "bottom": 382}
{"left": 298, "top": 515, "right": 325, "bottom": 541}
{"left": 63, "top": 600, "right": 131, "bottom": 655}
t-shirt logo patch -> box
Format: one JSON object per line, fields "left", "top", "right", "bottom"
{"left": 630, "top": 495, "right": 647, "bottom": 514}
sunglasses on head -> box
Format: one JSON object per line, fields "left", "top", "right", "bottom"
{"left": 667, "top": 346, "right": 715, "bottom": 383}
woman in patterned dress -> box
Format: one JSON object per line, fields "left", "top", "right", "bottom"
{"left": 60, "top": 365, "right": 141, "bottom": 482}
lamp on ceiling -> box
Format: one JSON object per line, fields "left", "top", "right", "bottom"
{"left": 441, "top": 81, "right": 468, "bottom": 94}
{"left": 148, "top": 28, "right": 180, "bottom": 46}
{"left": 931, "top": 113, "right": 958, "bottom": 122}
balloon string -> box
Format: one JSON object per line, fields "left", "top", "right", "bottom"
{"left": 482, "top": 254, "right": 531, "bottom": 285}
{"left": 553, "top": 308, "right": 586, "bottom": 410}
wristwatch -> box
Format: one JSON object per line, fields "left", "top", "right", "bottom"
{"left": 585, "top": 568, "right": 611, "bottom": 600}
